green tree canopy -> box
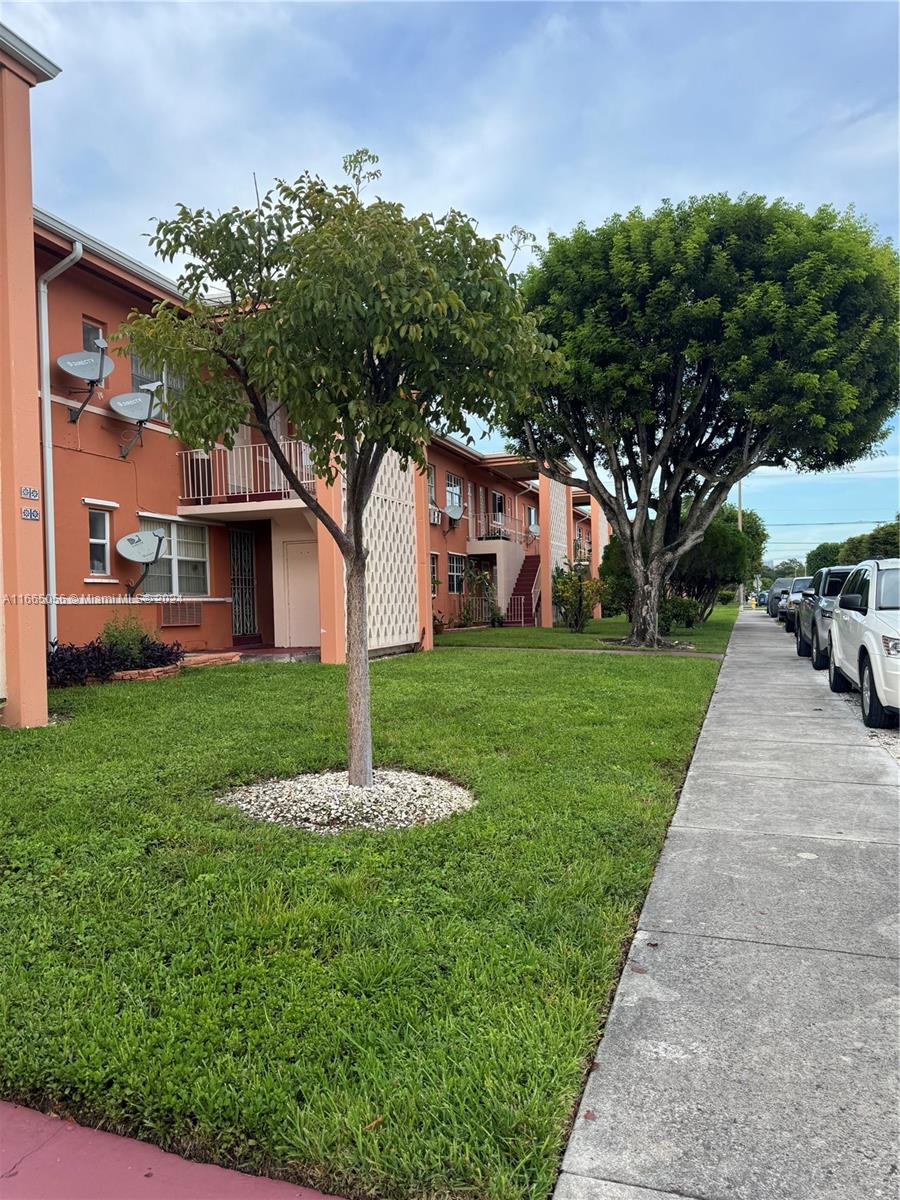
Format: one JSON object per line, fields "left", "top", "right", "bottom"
{"left": 806, "top": 541, "right": 843, "bottom": 575}
{"left": 837, "top": 516, "right": 899, "bottom": 564}
{"left": 122, "top": 152, "right": 548, "bottom": 784}
{"left": 512, "top": 194, "right": 899, "bottom": 644}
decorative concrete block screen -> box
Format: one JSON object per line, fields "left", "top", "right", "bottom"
{"left": 548, "top": 478, "right": 569, "bottom": 571}
{"left": 362, "top": 452, "right": 420, "bottom": 651}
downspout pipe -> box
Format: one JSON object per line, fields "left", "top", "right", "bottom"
{"left": 38, "top": 239, "right": 82, "bottom": 644}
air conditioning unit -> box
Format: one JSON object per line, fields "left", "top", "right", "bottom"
{"left": 429, "top": 507, "right": 442, "bottom": 525}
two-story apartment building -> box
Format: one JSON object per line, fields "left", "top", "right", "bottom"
{"left": 0, "top": 21, "right": 609, "bottom": 728}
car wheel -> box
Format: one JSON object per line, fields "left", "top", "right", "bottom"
{"left": 811, "top": 628, "right": 828, "bottom": 671}
{"left": 828, "top": 644, "right": 851, "bottom": 693}
{"left": 784, "top": 614, "right": 795, "bottom": 633}
{"left": 796, "top": 621, "right": 811, "bottom": 657}
{"left": 861, "top": 656, "right": 893, "bottom": 729}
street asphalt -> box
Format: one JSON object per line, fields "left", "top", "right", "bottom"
{"left": 555, "top": 608, "right": 900, "bottom": 1200}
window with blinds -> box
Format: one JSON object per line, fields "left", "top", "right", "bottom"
{"left": 138, "top": 518, "right": 208, "bottom": 596}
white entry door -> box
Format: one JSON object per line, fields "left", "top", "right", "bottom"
{"left": 283, "top": 540, "right": 320, "bottom": 647}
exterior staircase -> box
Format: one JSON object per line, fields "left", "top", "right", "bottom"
{"left": 506, "top": 555, "right": 540, "bottom": 626}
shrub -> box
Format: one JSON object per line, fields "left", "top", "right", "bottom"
{"left": 137, "top": 636, "right": 185, "bottom": 668}
{"left": 718, "top": 590, "right": 736, "bottom": 605}
{"left": 46, "top": 639, "right": 116, "bottom": 688}
{"left": 100, "top": 614, "right": 146, "bottom": 669}
{"left": 47, "top": 625, "right": 184, "bottom": 686}
{"left": 553, "top": 562, "right": 604, "bottom": 633}
{"left": 596, "top": 538, "right": 634, "bottom": 617}
{"left": 658, "top": 595, "right": 702, "bottom": 635}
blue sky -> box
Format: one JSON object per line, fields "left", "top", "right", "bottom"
{"left": 7, "top": 0, "right": 898, "bottom": 564}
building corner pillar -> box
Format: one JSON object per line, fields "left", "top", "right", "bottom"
{"left": 0, "top": 52, "right": 54, "bottom": 727}
{"left": 538, "top": 474, "right": 553, "bottom": 628}
{"left": 589, "top": 497, "right": 604, "bottom": 618}
{"left": 316, "top": 477, "right": 346, "bottom": 665}
{"left": 413, "top": 464, "right": 433, "bottom": 652}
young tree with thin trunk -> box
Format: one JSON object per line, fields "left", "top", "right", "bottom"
{"left": 512, "top": 195, "right": 899, "bottom": 645}
{"left": 122, "top": 153, "right": 547, "bottom": 785}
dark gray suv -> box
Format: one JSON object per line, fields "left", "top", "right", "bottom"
{"left": 796, "top": 565, "right": 853, "bottom": 669}
{"left": 767, "top": 577, "right": 792, "bottom": 617}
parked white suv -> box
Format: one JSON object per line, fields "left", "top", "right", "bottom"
{"left": 828, "top": 558, "right": 900, "bottom": 728}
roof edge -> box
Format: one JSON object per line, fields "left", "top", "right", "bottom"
{"left": 0, "top": 23, "right": 60, "bottom": 84}
{"left": 34, "top": 206, "right": 183, "bottom": 300}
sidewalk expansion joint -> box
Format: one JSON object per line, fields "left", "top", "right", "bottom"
{"left": 669, "top": 821, "right": 900, "bottom": 847}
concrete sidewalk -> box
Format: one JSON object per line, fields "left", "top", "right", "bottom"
{"left": 555, "top": 609, "right": 899, "bottom": 1200}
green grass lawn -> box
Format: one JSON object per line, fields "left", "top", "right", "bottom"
{"left": 0, "top": 649, "right": 722, "bottom": 1200}
{"left": 436, "top": 604, "right": 739, "bottom": 655}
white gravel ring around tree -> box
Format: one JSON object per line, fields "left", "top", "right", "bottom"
{"left": 216, "top": 768, "right": 476, "bottom": 834}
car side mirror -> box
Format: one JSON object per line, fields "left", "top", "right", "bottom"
{"left": 802, "top": 588, "right": 815, "bottom": 597}
{"left": 780, "top": 589, "right": 789, "bottom": 597}
{"left": 839, "top": 593, "right": 864, "bottom": 612}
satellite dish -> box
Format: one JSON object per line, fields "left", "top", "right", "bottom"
{"left": 443, "top": 503, "right": 464, "bottom": 522}
{"left": 111, "top": 382, "right": 163, "bottom": 458}
{"left": 528, "top": 522, "right": 540, "bottom": 537}
{"left": 109, "top": 390, "right": 162, "bottom": 423}
{"left": 117, "top": 529, "right": 167, "bottom": 564}
{"left": 60, "top": 337, "right": 114, "bottom": 424}
{"left": 58, "top": 349, "right": 115, "bottom": 383}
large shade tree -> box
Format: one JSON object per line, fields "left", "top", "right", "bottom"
{"left": 513, "top": 195, "right": 899, "bottom": 644}
{"left": 123, "top": 153, "right": 547, "bottom": 784}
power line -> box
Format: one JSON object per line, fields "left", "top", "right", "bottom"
{"left": 764, "top": 519, "right": 893, "bottom": 527}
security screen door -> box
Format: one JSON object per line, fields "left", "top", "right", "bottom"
{"left": 230, "top": 529, "right": 257, "bottom": 637}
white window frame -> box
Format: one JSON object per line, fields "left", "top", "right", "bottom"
{"left": 526, "top": 504, "right": 537, "bottom": 527}
{"left": 139, "top": 517, "right": 209, "bottom": 597}
{"left": 426, "top": 465, "right": 436, "bottom": 506}
{"left": 448, "top": 553, "right": 466, "bottom": 595}
{"left": 430, "top": 552, "right": 440, "bottom": 597}
{"left": 88, "top": 508, "right": 110, "bottom": 576}
{"left": 446, "top": 471, "right": 463, "bottom": 510}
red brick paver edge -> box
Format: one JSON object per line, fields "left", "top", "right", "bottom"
{"left": 0, "top": 1103, "right": 345, "bottom": 1200}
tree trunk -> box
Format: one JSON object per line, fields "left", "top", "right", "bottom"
{"left": 629, "top": 561, "right": 664, "bottom": 646}
{"left": 345, "top": 552, "right": 373, "bottom": 788}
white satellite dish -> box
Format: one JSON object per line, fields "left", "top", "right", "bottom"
{"left": 109, "top": 390, "right": 162, "bottom": 423}
{"left": 528, "top": 522, "right": 540, "bottom": 537}
{"left": 117, "top": 529, "right": 167, "bottom": 564}
{"left": 443, "top": 503, "right": 464, "bottom": 522}
{"left": 58, "top": 342, "right": 115, "bottom": 383}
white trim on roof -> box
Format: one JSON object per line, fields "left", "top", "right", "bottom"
{"left": 33, "top": 207, "right": 183, "bottom": 300}
{"left": 0, "top": 23, "right": 60, "bottom": 83}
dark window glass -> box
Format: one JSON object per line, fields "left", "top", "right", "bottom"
{"left": 877, "top": 568, "right": 899, "bottom": 610}
{"left": 811, "top": 571, "right": 823, "bottom": 595}
{"left": 824, "top": 572, "right": 850, "bottom": 598}
{"left": 82, "top": 319, "right": 103, "bottom": 351}
{"left": 858, "top": 569, "right": 871, "bottom": 607}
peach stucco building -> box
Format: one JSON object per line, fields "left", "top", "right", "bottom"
{"left": 0, "top": 22, "right": 610, "bottom": 729}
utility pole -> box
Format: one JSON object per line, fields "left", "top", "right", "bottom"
{"left": 737, "top": 479, "right": 744, "bottom": 610}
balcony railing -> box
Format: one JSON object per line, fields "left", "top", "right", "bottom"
{"left": 469, "top": 512, "right": 535, "bottom": 544}
{"left": 179, "top": 440, "right": 316, "bottom": 504}
{"left": 436, "top": 593, "right": 492, "bottom": 628}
